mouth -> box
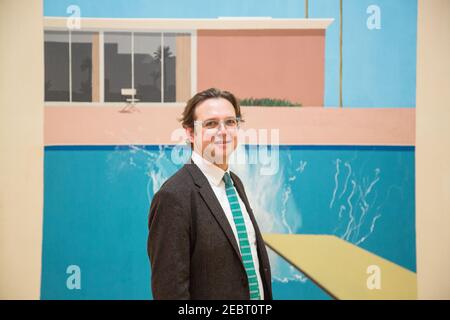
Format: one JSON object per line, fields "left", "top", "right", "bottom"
{"left": 214, "top": 139, "right": 232, "bottom": 145}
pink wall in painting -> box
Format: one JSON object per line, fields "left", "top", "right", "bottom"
{"left": 197, "top": 29, "right": 326, "bottom": 106}
{"left": 44, "top": 106, "right": 415, "bottom": 146}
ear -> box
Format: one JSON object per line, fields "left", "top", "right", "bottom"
{"left": 185, "top": 127, "right": 194, "bottom": 144}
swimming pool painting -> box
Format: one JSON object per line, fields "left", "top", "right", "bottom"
{"left": 41, "top": 145, "right": 415, "bottom": 299}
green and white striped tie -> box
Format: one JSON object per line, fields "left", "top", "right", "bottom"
{"left": 223, "top": 172, "right": 261, "bottom": 300}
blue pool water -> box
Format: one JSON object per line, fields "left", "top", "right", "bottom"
{"left": 41, "top": 145, "right": 415, "bottom": 299}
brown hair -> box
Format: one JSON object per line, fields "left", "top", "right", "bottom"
{"left": 179, "top": 88, "right": 242, "bottom": 129}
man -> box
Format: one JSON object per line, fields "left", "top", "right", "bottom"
{"left": 147, "top": 88, "right": 272, "bottom": 300}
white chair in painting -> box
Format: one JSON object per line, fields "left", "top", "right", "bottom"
{"left": 120, "top": 88, "right": 140, "bottom": 113}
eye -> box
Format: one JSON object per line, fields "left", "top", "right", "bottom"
{"left": 225, "top": 119, "right": 238, "bottom": 127}
{"left": 204, "top": 120, "right": 218, "bottom": 129}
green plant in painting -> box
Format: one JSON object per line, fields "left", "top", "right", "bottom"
{"left": 239, "top": 97, "right": 302, "bottom": 107}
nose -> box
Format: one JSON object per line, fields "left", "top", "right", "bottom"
{"left": 217, "top": 121, "right": 227, "bottom": 134}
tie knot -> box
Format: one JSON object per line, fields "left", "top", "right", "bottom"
{"left": 223, "top": 172, "right": 233, "bottom": 187}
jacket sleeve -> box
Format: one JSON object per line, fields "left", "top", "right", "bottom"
{"left": 147, "top": 189, "right": 191, "bottom": 299}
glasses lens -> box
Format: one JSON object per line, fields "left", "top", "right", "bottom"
{"left": 225, "top": 118, "right": 238, "bottom": 127}
{"left": 198, "top": 118, "right": 240, "bottom": 133}
{"left": 203, "top": 120, "right": 218, "bottom": 129}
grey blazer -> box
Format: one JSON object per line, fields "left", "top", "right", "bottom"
{"left": 147, "top": 162, "right": 273, "bottom": 300}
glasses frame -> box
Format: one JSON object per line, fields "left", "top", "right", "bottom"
{"left": 194, "top": 116, "right": 244, "bottom": 133}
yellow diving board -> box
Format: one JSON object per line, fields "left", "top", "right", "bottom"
{"left": 263, "top": 233, "right": 417, "bottom": 300}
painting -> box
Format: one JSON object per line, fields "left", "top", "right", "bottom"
{"left": 41, "top": 0, "right": 417, "bottom": 299}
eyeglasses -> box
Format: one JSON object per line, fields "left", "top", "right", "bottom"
{"left": 194, "top": 117, "right": 243, "bottom": 133}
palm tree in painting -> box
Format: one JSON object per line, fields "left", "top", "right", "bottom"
{"left": 152, "top": 45, "right": 174, "bottom": 101}
{"left": 80, "top": 57, "right": 92, "bottom": 100}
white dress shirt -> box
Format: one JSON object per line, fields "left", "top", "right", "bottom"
{"left": 191, "top": 151, "right": 264, "bottom": 299}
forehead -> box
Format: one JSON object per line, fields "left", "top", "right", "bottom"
{"left": 195, "top": 97, "right": 236, "bottom": 120}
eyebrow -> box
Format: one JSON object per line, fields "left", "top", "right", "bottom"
{"left": 202, "top": 116, "right": 237, "bottom": 121}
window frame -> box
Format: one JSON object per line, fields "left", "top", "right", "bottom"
{"left": 44, "top": 28, "right": 196, "bottom": 106}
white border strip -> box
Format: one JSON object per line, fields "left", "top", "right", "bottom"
{"left": 68, "top": 30, "right": 72, "bottom": 102}
{"left": 44, "top": 18, "right": 335, "bottom": 31}
{"left": 99, "top": 31, "right": 104, "bottom": 103}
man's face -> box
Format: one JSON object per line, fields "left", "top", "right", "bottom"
{"left": 187, "top": 97, "right": 239, "bottom": 166}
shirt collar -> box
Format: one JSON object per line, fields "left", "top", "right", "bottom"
{"left": 191, "top": 150, "right": 230, "bottom": 187}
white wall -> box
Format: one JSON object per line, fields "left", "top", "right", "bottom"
{"left": 416, "top": 0, "right": 450, "bottom": 300}
{"left": 0, "top": 0, "right": 44, "bottom": 299}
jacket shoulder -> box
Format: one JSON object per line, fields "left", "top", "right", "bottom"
{"left": 155, "top": 164, "right": 195, "bottom": 197}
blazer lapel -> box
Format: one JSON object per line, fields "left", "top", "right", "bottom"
{"left": 185, "top": 163, "right": 242, "bottom": 262}
{"left": 230, "top": 172, "right": 254, "bottom": 216}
